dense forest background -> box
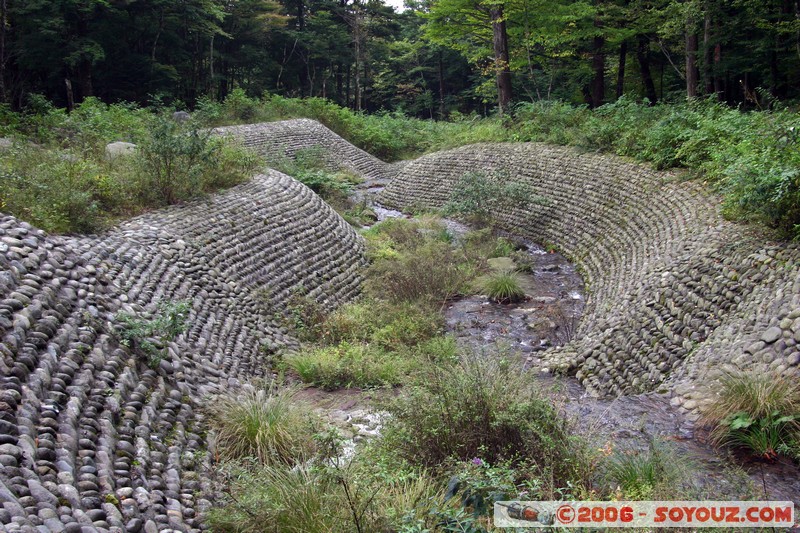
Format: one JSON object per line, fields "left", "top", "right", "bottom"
{"left": 1, "top": 0, "right": 799, "bottom": 115}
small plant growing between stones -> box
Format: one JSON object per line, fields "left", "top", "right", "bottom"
{"left": 116, "top": 300, "right": 190, "bottom": 370}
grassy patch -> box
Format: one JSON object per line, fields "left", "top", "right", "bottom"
{"left": 282, "top": 342, "right": 412, "bottom": 390}
{"left": 379, "top": 355, "right": 592, "bottom": 494}
{"left": 701, "top": 371, "right": 800, "bottom": 461}
{"left": 603, "top": 442, "right": 689, "bottom": 500}
{"left": 206, "top": 385, "right": 320, "bottom": 465}
{"left": 0, "top": 101, "right": 257, "bottom": 233}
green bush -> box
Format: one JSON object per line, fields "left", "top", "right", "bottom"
{"left": 443, "top": 171, "right": 544, "bottom": 227}
{"left": 206, "top": 385, "right": 320, "bottom": 464}
{"left": 379, "top": 355, "right": 589, "bottom": 490}
{"left": 701, "top": 372, "right": 800, "bottom": 461}
{"left": 116, "top": 301, "right": 190, "bottom": 369}
{"left": 134, "top": 114, "right": 257, "bottom": 206}
{"left": 481, "top": 271, "right": 526, "bottom": 304}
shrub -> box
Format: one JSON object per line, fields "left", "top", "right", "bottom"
{"left": 481, "top": 270, "right": 526, "bottom": 304}
{"left": 206, "top": 385, "right": 320, "bottom": 464}
{"left": 134, "top": 114, "right": 257, "bottom": 206}
{"left": 116, "top": 300, "right": 190, "bottom": 369}
{"left": 443, "top": 170, "right": 544, "bottom": 227}
{"left": 701, "top": 372, "right": 800, "bottom": 461}
{"left": 379, "top": 355, "right": 589, "bottom": 489}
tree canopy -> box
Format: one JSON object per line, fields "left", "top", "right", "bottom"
{"left": 0, "top": 0, "right": 798, "bottom": 114}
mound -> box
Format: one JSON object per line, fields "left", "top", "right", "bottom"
{"left": 0, "top": 170, "right": 365, "bottom": 532}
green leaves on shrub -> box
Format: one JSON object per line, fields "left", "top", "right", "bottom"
{"left": 443, "top": 171, "right": 544, "bottom": 227}
{"left": 116, "top": 300, "right": 190, "bottom": 369}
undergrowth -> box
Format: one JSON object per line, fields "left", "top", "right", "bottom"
{"left": 701, "top": 371, "right": 800, "bottom": 461}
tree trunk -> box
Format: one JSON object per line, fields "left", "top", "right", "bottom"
{"left": 490, "top": 5, "right": 513, "bottom": 114}
{"left": 636, "top": 35, "right": 657, "bottom": 104}
{"left": 703, "top": 10, "right": 713, "bottom": 94}
{"left": 685, "top": 19, "right": 699, "bottom": 98}
{"left": 0, "top": 0, "right": 6, "bottom": 103}
{"left": 616, "top": 41, "right": 627, "bottom": 99}
{"left": 590, "top": 14, "right": 605, "bottom": 108}
{"left": 438, "top": 51, "right": 446, "bottom": 119}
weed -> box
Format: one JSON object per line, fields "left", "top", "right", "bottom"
{"left": 206, "top": 385, "right": 320, "bottom": 465}
{"left": 701, "top": 371, "right": 800, "bottom": 461}
{"left": 481, "top": 270, "right": 526, "bottom": 304}
{"left": 116, "top": 301, "right": 190, "bottom": 369}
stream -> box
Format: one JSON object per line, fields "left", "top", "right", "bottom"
{"left": 343, "top": 176, "right": 800, "bottom": 508}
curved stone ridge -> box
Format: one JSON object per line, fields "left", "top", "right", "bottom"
{"left": 214, "top": 118, "right": 394, "bottom": 182}
{"left": 0, "top": 170, "right": 365, "bottom": 532}
{"left": 379, "top": 143, "right": 800, "bottom": 408}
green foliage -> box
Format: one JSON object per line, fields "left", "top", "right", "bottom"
{"left": 379, "top": 355, "right": 589, "bottom": 491}
{"left": 481, "top": 271, "right": 526, "bottom": 304}
{"left": 206, "top": 385, "right": 320, "bottom": 465}
{"left": 702, "top": 372, "right": 800, "bottom": 461}
{"left": 363, "top": 217, "right": 483, "bottom": 306}
{"left": 0, "top": 100, "right": 258, "bottom": 233}
{"left": 283, "top": 341, "right": 414, "bottom": 390}
{"left": 443, "top": 171, "right": 544, "bottom": 227}
{"left": 116, "top": 301, "right": 190, "bottom": 369}
{"left": 266, "top": 145, "right": 360, "bottom": 202}
{"left": 207, "top": 459, "right": 445, "bottom": 533}
{"left": 322, "top": 299, "right": 444, "bottom": 350}
{"left": 604, "top": 442, "right": 687, "bottom": 500}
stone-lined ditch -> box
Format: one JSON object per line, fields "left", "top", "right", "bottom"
{"left": 345, "top": 179, "right": 800, "bottom": 508}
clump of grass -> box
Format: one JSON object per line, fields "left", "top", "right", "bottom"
{"left": 283, "top": 341, "right": 411, "bottom": 390}
{"left": 604, "top": 442, "right": 688, "bottom": 500}
{"left": 206, "top": 385, "right": 319, "bottom": 464}
{"left": 482, "top": 270, "right": 526, "bottom": 304}
{"left": 322, "top": 299, "right": 443, "bottom": 350}
{"left": 701, "top": 372, "right": 800, "bottom": 461}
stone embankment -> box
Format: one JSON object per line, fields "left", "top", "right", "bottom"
{"left": 378, "top": 143, "right": 800, "bottom": 413}
{"left": 213, "top": 118, "right": 395, "bottom": 182}
{"left": 0, "top": 170, "right": 365, "bottom": 532}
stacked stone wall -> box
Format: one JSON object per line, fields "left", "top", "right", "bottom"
{"left": 379, "top": 143, "right": 800, "bottom": 410}
{"left": 0, "top": 170, "right": 365, "bottom": 532}
{"left": 214, "top": 119, "right": 394, "bottom": 181}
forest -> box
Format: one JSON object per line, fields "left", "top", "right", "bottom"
{"left": 0, "top": 0, "right": 799, "bottom": 114}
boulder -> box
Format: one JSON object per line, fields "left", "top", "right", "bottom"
{"left": 105, "top": 142, "right": 137, "bottom": 160}
{"left": 172, "top": 111, "right": 191, "bottom": 123}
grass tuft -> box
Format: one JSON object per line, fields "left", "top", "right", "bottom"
{"left": 206, "top": 385, "right": 319, "bottom": 465}
{"left": 482, "top": 270, "right": 526, "bottom": 304}
{"left": 701, "top": 371, "right": 800, "bottom": 461}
